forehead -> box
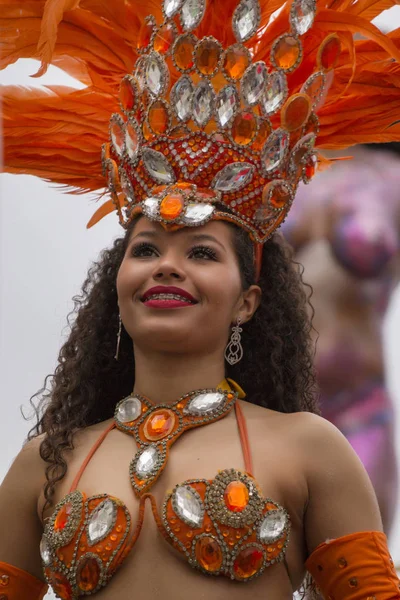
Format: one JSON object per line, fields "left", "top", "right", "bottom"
{"left": 129, "top": 217, "right": 235, "bottom": 247}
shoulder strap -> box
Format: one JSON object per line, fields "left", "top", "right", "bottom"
{"left": 234, "top": 402, "right": 254, "bottom": 477}
{"left": 69, "top": 421, "right": 116, "bottom": 493}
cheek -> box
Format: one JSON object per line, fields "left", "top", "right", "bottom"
{"left": 116, "top": 259, "right": 140, "bottom": 303}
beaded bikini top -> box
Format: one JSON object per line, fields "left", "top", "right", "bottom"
{"left": 40, "top": 380, "right": 291, "bottom": 599}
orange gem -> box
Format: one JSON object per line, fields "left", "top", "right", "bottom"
{"left": 137, "top": 18, "right": 154, "bottom": 51}
{"left": 154, "top": 23, "right": 175, "bottom": 54}
{"left": 253, "top": 119, "right": 271, "bottom": 152}
{"left": 224, "top": 481, "right": 249, "bottom": 512}
{"left": 159, "top": 194, "right": 185, "bottom": 221}
{"left": 318, "top": 34, "right": 341, "bottom": 71}
{"left": 305, "top": 155, "right": 317, "bottom": 179}
{"left": 232, "top": 111, "right": 257, "bottom": 145}
{"left": 144, "top": 408, "right": 176, "bottom": 440}
{"left": 263, "top": 182, "right": 291, "bottom": 210}
{"left": 148, "top": 100, "right": 169, "bottom": 134}
{"left": 282, "top": 94, "right": 311, "bottom": 132}
{"left": 195, "top": 536, "right": 223, "bottom": 572}
{"left": 173, "top": 34, "right": 195, "bottom": 70}
{"left": 273, "top": 35, "right": 301, "bottom": 70}
{"left": 120, "top": 76, "right": 137, "bottom": 112}
{"left": 195, "top": 38, "right": 221, "bottom": 76}
{"left": 54, "top": 502, "right": 72, "bottom": 531}
{"left": 223, "top": 45, "right": 250, "bottom": 80}
{"left": 47, "top": 570, "right": 73, "bottom": 600}
{"left": 76, "top": 557, "right": 101, "bottom": 592}
{"left": 233, "top": 546, "right": 264, "bottom": 579}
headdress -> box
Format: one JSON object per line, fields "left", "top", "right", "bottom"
{"left": 2, "top": 0, "right": 400, "bottom": 273}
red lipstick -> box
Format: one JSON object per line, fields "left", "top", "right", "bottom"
{"left": 141, "top": 286, "right": 198, "bottom": 309}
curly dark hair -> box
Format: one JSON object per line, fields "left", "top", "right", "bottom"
{"left": 27, "top": 220, "right": 318, "bottom": 514}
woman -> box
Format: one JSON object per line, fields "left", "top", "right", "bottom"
{"left": 1, "top": 0, "right": 400, "bottom": 598}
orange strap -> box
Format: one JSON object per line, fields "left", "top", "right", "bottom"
{"left": 306, "top": 531, "right": 400, "bottom": 599}
{"left": 69, "top": 421, "right": 116, "bottom": 492}
{"left": 234, "top": 402, "right": 254, "bottom": 477}
{"left": 0, "top": 562, "right": 48, "bottom": 600}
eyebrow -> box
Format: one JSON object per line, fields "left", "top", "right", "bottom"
{"left": 131, "top": 230, "right": 226, "bottom": 252}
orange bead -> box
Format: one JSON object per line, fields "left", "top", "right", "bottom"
{"left": 144, "top": 408, "right": 176, "bottom": 440}
{"left": 47, "top": 570, "right": 73, "bottom": 600}
{"left": 282, "top": 94, "right": 311, "bottom": 131}
{"left": 148, "top": 101, "right": 169, "bottom": 134}
{"left": 195, "top": 38, "right": 221, "bottom": 76}
{"left": 318, "top": 34, "right": 341, "bottom": 71}
{"left": 76, "top": 557, "right": 101, "bottom": 592}
{"left": 154, "top": 23, "right": 175, "bottom": 54}
{"left": 233, "top": 546, "right": 264, "bottom": 579}
{"left": 223, "top": 45, "right": 250, "bottom": 80}
{"left": 195, "top": 536, "right": 223, "bottom": 572}
{"left": 137, "top": 18, "right": 154, "bottom": 51}
{"left": 224, "top": 481, "right": 249, "bottom": 512}
{"left": 272, "top": 35, "right": 301, "bottom": 70}
{"left": 174, "top": 35, "right": 195, "bottom": 70}
{"left": 232, "top": 112, "right": 257, "bottom": 145}
{"left": 54, "top": 502, "right": 72, "bottom": 531}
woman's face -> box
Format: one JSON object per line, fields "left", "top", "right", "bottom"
{"left": 116, "top": 217, "right": 260, "bottom": 356}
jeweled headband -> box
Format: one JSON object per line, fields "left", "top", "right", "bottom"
{"left": 2, "top": 0, "right": 400, "bottom": 263}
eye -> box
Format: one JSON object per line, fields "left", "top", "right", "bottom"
{"left": 130, "top": 242, "right": 159, "bottom": 258}
{"left": 189, "top": 245, "right": 218, "bottom": 261}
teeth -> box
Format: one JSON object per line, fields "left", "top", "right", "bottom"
{"left": 144, "top": 293, "right": 194, "bottom": 303}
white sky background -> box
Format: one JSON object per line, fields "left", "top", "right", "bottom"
{"left": 1, "top": 8, "right": 400, "bottom": 598}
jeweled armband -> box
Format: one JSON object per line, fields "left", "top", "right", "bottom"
{"left": 0, "top": 561, "right": 48, "bottom": 600}
{"left": 306, "top": 531, "right": 400, "bottom": 599}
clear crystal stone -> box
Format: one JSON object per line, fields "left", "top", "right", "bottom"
{"left": 262, "top": 129, "right": 290, "bottom": 173}
{"left": 259, "top": 509, "right": 287, "bottom": 543}
{"left": 174, "top": 486, "right": 204, "bottom": 527}
{"left": 241, "top": 62, "right": 268, "bottom": 106}
{"left": 135, "top": 56, "right": 148, "bottom": 92}
{"left": 172, "top": 76, "right": 194, "bottom": 122}
{"left": 110, "top": 118, "right": 124, "bottom": 157}
{"left": 291, "top": 0, "right": 315, "bottom": 35}
{"left": 212, "top": 162, "right": 254, "bottom": 192}
{"left": 125, "top": 119, "right": 140, "bottom": 161}
{"left": 164, "top": 0, "right": 183, "bottom": 17}
{"left": 262, "top": 71, "right": 287, "bottom": 115}
{"left": 88, "top": 499, "right": 116, "bottom": 545}
{"left": 142, "top": 148, "right": 176, "bottom": 184}
{"left": 182, "top": 202, "right": 215, "bottom": 224}
{"left": 254, "top": 205, "right": 274, "bottom": 223}
{"left": 120, "top": 170, "right": 135, "bottom": 202}
{"left": 185, "top": 391, "right": 226, "bottom": 415}
{"left": 233, "top": 0, "right": 261, "bottom": 43}
{"left": 216, "top": 85, "right": 238, "bottom": 127}
{"left": 181, "top": 0, "right": 206, "bottom": 30}
{"left": 136, "top": 446, "right": 160, "bottom": 478}
{"left": 146, "top": 54, "right": 167, "bottom": 96}
{"left": 143, "top": 197, "right": 160, "bottom": 218}
{"left": 117, "top": 396, "right": 142, "bottom": 423}
{"left": 193, "top": 80, "right": 215, "bottom": 127}
{"left": 40, "top": 535, "right": 52, "bottom": 566}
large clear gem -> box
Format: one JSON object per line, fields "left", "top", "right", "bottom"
{"left": 181, "top": 0, "right": 206, "bottom": 31}
{"left": 233, "top": 0, "right": 261, "bottom": 43}
{"left": 164, "top": 0, "right": 184, "bottom": 17}
{"left": 142, "top": 148, "right": 176, "bottom": 184}
{"left": 173, "top": 486, "right": 204, "bottom": 527}
{"left": 117, "top": 396, "right": 142, "bottom": 423}
{"left": 110, "top": 116, "right": 124, "bottom": 157}
{"left": 290, "top": 0, "right": 316, "bottom": 35}
{"left": 146, "top": 53, "right": 167, "bottom": 96}
{"left": 40, "top": 535, "right": 52, "bottom": 566}
{"left": 262, "top": 71, "right": 287, "bottom": 116}
{"left": 259, "top": 509, "right": 287, "bottom": 543}
{"left": 88, "top": 499, "right": 116, "bottom": 545}
{"left": 212, "top": 162, "right": 254, "bottom": 192}
{"left": 241, "top": 62, "right": 268, "bottom": 106}
{"left": 185, "top": 391, "right": 226, "bottom": 415}
{"left": 262, "top": 129, "right": 289, "bottom": 174}
{"left": 135, "top": 445, "right": 160, "bottom": 478}
{"left": 125, "top": 119, "right": 140, "bottom": 162}
{"left": 216, "top": 85, "right": 238, "bottom": 128}
{"left": 171, "top": 76, "right": 194, "bottom": 122}
{"left": 193, "top": 80, "right": 215, "bottom": 127}
{"left": 143, "top": 197, "right": 160, "bottom": 218}
{"left": 120, "top": 170, "right": 135, "bottom": 202}
{"left": 182, "top": 202, "right": 215, "bottom": 224}
{"left": 135, "top": 56, "right": 148, "bottom": 92}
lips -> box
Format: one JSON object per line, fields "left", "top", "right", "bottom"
{"left": 141, "top": 286, "right": 198, "bottom": 304}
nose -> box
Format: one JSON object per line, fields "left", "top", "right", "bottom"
{"left": 152, "top": 253, "right": 186, "bottom": 281}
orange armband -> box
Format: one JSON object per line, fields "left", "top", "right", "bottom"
{"left": 306, "top": 531, "right": 400, "bottom": 599}
{"left": 0, "top": 561, "right": 48, "bottom": 600}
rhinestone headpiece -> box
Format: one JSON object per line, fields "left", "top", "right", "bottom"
{"left": 102, "top": 0, "right": 331, "bottom": 243}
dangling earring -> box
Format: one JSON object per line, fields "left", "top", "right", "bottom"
{"left": 114, "top": 314, "right": 122, "bottom": 360}
{"left": 224, "top": 317, "right": 243, "bottom": 365}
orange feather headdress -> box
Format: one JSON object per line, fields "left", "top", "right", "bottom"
{"left": 1, "top": 0, "right": 400, "bottom": 257}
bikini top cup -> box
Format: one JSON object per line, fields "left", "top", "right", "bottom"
{"left": 40, "top": 381, "right": 291, "bottom": 599}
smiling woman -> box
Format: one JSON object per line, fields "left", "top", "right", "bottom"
{"left": 1, "top": 0, "right": 400, "bottom": 598}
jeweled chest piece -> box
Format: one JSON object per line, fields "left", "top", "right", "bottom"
{"left": 114, "top": 387, "right": 237, "bottom": 496}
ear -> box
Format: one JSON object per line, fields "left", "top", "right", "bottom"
{"left": 235, "top": 284, "right": 262, "bottom": 324}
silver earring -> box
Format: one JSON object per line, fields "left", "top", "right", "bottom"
{"left": 225, "top": 318, "right": 243, "bottom": 365}
{"left": 114, "top": 315, "right": 122, "bottom": 360}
